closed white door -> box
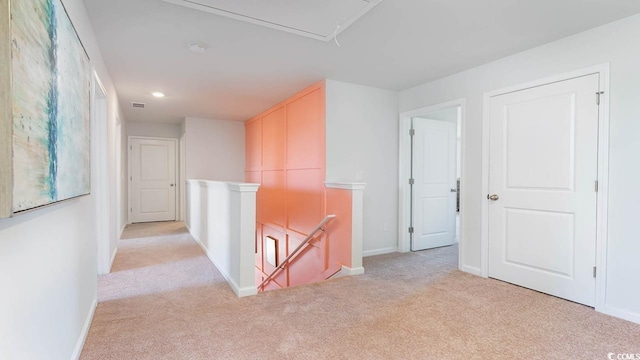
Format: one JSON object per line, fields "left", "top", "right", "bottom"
{"left": 130, "top": 138, "right": 177, "bottom": 223}
{"left": 488, "top": 74, "right": 599, "bottom": 306}
{"left": 412, "top": 119, "right": 457, "bottom": 251}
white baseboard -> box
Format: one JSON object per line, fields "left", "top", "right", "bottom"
{"left": 363, "top": 247, "right": 398, "bottom": 257}
{"left": 601, "top": 305, "right": 640, "bottom": 325}
{"left": 188, "top": 225, "right": 257, "bottom": 298}
{"left": 108, "top": 247, "right": 118, "bottom": 272}
{"left": 71, "top": 298, "right": 97, "bottom": 360}
{"left": 460, "top": 264, "right": 482, "bottom": 277}
{"left": 341, "top": 265, "right": 365, "bottom": 276}
{"left": 228, "top": 277, "right": 258, "bottom": 297}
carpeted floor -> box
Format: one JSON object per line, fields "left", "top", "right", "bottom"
{"left": 81, "top": 221, "right": 640, "bottom": 359}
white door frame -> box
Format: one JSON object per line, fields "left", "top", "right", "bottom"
{"left": 481, "top": 64, "right": 610, "bottom": 312}
{"left": 398, "top": 98, "right": 467, "bottom": 266}
{"left": 127, "top": 136, "right": 179, "bottom": 224}
{"left": 91, "top": 70, "right": 112, "bottom": 275}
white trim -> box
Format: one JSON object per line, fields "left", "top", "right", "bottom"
{"left": 108, "top": 247, "right": 118, "bottom": 272}
{"left": 397, "top": 99, "right": 467, "bottom": 276}
{"left": 227, "top": 182, "right": 260, "bottom": 192}
{"left": 460, "top": 265, "right": 482, "bottom": 277}
{"left": 363, "top": 247, "right": 398, "bottom": 257}
{"left": 480, "top": 64, "right": 611, "bottom": 311}
{"left": 91, "top": 70, "right": 111, "bottom": 276}
{"left": 594, "top": 65, "right": 611, "bottom": 316}
{"left": 128, "top": 136, "right": 179, "bottom": 224}
{"left": 340, "top": 265, "right": 365, "bottom": 276}
{"left": 71, "top": 298, "right": 97, "bottom": 360}
{"left": 187, "top": 223, "right": 258, "bottom": 297}
{"left": 601, "top": 305, "right": 640, "bottom": 325}
{"left": 324, "top": 182, "right": 367, "bottom": 190}
{"left": 179, "top": 133, "right": 186, "bottom": 221}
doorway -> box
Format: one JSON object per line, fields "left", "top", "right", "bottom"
{"left": 398, "top": 99, "right": 466, "bottom": 265}
{"left": 128, "top": 136, "right": 178, "bottom": 223}
{"left": 411, "top": 110, "right": 460, "bottom": 251}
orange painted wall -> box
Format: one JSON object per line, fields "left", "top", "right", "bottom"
{"left": 246, "top": 81, "right": 339, "bottom": 290}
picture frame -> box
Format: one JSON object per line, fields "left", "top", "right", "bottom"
{"left": 0, "top": 0, "right": 92, "bottom": 218}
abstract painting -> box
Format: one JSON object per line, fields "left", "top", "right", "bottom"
{"left": 4, "top": 0, "right": 91, "bottom": 215}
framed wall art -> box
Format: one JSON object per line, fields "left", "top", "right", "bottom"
{"left": 1, "top": 0, "right": 91, "bottom": 218}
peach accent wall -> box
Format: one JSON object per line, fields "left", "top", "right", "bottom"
{"left": 246, "top": 81, "right": 338, "bottom": 289}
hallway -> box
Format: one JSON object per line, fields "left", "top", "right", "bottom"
{"left": 81, "top": 222, "right": 640, "bottom": 359}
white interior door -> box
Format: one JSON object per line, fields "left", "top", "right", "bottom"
{"left": 488, "top": 74, "right": 599, "bottom": 306}
{"left": 130, "top": 138, "right": 177, "bottom": 223}
{"left": 412, "top": 119, "right": 457, "bottom": 251}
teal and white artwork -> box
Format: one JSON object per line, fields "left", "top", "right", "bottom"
{"left": 10, "top": 0, "right": 91, "bottom": 212}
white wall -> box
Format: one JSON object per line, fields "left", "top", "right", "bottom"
{"left": 126, "top": 121, "right": 181, "bottom": 139}
{"left": 186, "top": 180, "right": 258, "bottom": 297}
{"left": 325, "top": 80, "right": 399, "bottom": 256}
{"left": 400, "top": 14, "right": 640, "bottom": 323}
{"left": 184, "top": 117, "right": 245, "bottom": 182}
{"left": 0, "top": 0, "right": 124, "bottom": 358}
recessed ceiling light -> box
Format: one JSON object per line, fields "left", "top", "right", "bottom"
{"left": 152, "top": 92, "right": 165, "bottom": 98}
{"left": 188, "top": 42, "right": 207, "bottom": 53}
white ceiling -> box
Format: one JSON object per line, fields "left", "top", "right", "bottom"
{"left": 84, "top": 0, "right": 640, "bottom": 124}
{"left": 158, "top": 0, "right": 382, "bottom": 41}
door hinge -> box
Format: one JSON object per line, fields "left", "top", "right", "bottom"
{"left": 593, "top": 266, "right": 597, "bottom": 278}
{"left": 130, "top": 145, "right": 132, "bottom": 150}
{"left": 408, "top": 226, "right": 414, "bottom": 234}
{"left": 409, "top": 128, "right": 415, "bottom": 136}
{"left": 595, "top": 180, "right": 599, "bottom": 192}
{"left": 596, "top": 91, "right": 604, "bottom": 105}
{"left": 409, "top": 178, "right": 415, "bottom": 185}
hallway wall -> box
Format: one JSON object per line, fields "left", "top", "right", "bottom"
{"left": 184, "top": 117, "right": 245, "bottom": 182}
{"left": 246, "top": 82, "right": 332, "bottom": 289}
{"left": 0, "top": 0, "right": 125, "bottom": 358}
{"left": 325, "top": 80, "right": 399, "bottom": 256}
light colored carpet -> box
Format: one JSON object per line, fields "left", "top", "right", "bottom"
{"left": 81, "top": 222, "right": 640, "bottom": 359}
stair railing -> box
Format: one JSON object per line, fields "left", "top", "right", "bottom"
{"left": 258, "top": 214, "right": 336, "bottom": 291}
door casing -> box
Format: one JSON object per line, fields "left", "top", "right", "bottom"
{"left": 127, "top": 136, "right": 179, "bottom": 224}
{"left": 481, "top": 64, "right": 610, "bottom": 312}
{"left": 398, "top": 99, "right": 467, "bottom": 271}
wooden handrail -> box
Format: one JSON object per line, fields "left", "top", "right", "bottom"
{"left": 258, "top": 214, "right": 336, "bottom": 291}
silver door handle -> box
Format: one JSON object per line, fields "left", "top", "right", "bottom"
{"left": 170, "top": 184, "right": 175, "bottom": 187}
{"left": 488, "top": 194, "right": 499, "bottom": 201}
{"left": 450, "top": 188, "right": 457, "bottom": 193}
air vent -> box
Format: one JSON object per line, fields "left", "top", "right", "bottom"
{"left": 132, "top": 102, "right": 146, "bottom": 109}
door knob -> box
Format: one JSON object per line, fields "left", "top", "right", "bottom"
{"left": 170, "top": 184, "right": 175, "bottom": 187}
{"left": 450, "top": 188, "right": 457, "bottom": 193}
{"left": 488, "top": 194, "right": 499, "bottom": 201}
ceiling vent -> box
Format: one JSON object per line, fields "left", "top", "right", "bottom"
{"left": 159, "top": 0, "right": 382, "bottom": 42}
{"left": 132, "top": 102, "right": 146, "bottom": 109}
